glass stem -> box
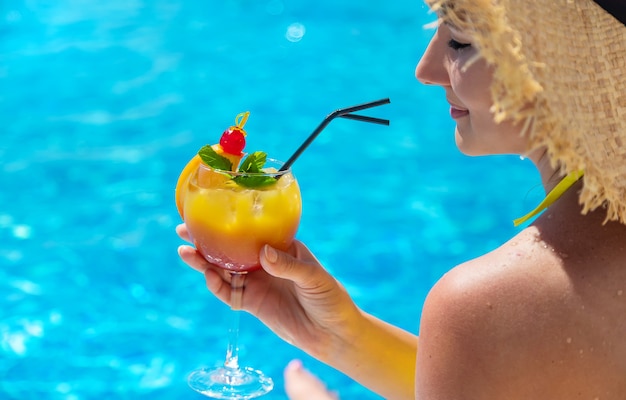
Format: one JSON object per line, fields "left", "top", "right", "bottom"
{"left": 223, "top": 272, "right": 246, "bottom": 371}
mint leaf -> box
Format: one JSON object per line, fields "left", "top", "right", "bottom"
{"left": 238, "top": 151, "right": 267, "bottom": 173}
{"left": 198, "top": 145, "right": 232, "bottom": 171}
{"left": 234, "top": 175, "right": 277, "bottom": 188}
{"left": 233, "top": 151, "right": 277, "bottom": 188}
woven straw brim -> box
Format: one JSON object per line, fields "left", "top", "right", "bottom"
{"left": 427, "top": 0, "right": 626, "bottom": 224}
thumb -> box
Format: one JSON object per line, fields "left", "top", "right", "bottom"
{"left": 260, "top": 243, "right": 320, "bottom": 285}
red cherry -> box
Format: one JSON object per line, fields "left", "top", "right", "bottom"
{"left": 220, "top": 127, "right": 246, "bottom": 155}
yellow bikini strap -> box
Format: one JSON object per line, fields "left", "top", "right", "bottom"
{"left": 513, "top": 170, "right": 584, "bottom": 227}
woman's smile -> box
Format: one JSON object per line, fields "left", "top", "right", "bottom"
{"left": 449, "top": 105, "right": 469, "bottom": 119}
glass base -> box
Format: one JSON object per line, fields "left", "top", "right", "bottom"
{"left": 187, "top": 366, "right": 273, "bottom": 399}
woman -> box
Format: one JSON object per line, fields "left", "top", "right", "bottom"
{"left": 177, "top": 0, "right": 626, "bottom": 398}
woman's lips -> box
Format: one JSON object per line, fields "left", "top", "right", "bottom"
{"left": 450, "top": 106, "right": 469, "bottom": 119}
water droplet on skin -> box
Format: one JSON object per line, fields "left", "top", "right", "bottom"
{"left": 618, "top": 290, "right": 623, "bottom": 296}
{"left": 566, "top": 337, "right": 572, "bottom": 344}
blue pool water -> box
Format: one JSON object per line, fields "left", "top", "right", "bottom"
{"left": 1, "top": 1, "right": 542, "bottom": 399}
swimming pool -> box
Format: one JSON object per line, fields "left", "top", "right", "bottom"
{"left": 0, "top": 1, "right": 541, "bottom": 398}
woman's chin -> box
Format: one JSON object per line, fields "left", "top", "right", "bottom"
{"left": 454, "top": 133, "right": 485, "bottom": 156}
{"left": 454, "top": 129, "right": 523, "bottom": 157}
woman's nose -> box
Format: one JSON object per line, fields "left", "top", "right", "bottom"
{"left": 415, "top": 34, "right": 449, "bottom": 86}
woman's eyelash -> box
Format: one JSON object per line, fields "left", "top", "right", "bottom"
{"left": 447, "top": 39, "right": 471, "bottom": 50}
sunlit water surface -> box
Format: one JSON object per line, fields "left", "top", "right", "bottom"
{"left": 0, "top": 1, "right": 540, "bottom": 399}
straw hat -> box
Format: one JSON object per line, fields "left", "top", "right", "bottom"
{"left": 426, "top": 0, "right": 626, "bottom": 224}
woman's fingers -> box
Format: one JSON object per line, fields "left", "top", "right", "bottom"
{"left": 178, "top": 245, "right": 232, "bottom": 305}
{"left": 177, "top": 245, "right": 207, "bottom": 273}
{"left": 204, "top": 269, "right": 232, "bottom": 305}
{"left": 288, "top": 240, "right": 322, "bottom": 263}
{"left": 260, "top": 241, "right": 325, "bottom": 289}
{"left": 175, "top": 223, "right": 192, "bottom": 243}
{"left": 178, "top": 236, "right": 326, "bottom": 315}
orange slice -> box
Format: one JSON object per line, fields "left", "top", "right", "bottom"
{"left": 217, "top": 144, "right": 245, "bottom": 168}
{"left": 175, "top": 154, "right": 201, "bottom": 219}
{"left": 174, "top": 144, "right": 244, "bottom": 219}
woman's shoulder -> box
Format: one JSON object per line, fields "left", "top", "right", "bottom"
{"left": 415, "top": 224, "right": 626, "bottom": 398}
{"left": 418, "top": 227, "right": 568, "bottom": 346}
{"left": 414, "top": 234, "right": 565, "bottom": 397}
{"left": 426, "top": 226, "right": 568, "bottom": 314}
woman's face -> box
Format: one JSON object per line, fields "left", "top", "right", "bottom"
{"left": 415, "top": 22, "right": 528, "bottom": 156}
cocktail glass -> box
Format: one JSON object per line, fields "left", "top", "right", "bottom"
{"left": 182, "top": 158, "right": 302, "bottom": 399}
{"left": 179, "top": 97, "right": 390, "bottom": 398}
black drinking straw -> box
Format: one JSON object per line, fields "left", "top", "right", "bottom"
{"left": 279, "top": 98, "right": 391, "bottom": 172}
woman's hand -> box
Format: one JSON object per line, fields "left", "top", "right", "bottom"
{"left": 176, "top": 223, "right": 362, "bottom": 360}
{"left": 177, "top": 223, "right": 417, "bottom": 399}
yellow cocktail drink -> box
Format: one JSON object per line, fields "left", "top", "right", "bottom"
{"left": 183, "top": 161, "right": 301, "bottom": 272}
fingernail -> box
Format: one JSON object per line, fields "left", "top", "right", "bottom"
{"left": 286, "top": 359, "right": 302, "bottom": 371}
{"left": 264, "top": 245, "right": 278, "bottom": 263}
